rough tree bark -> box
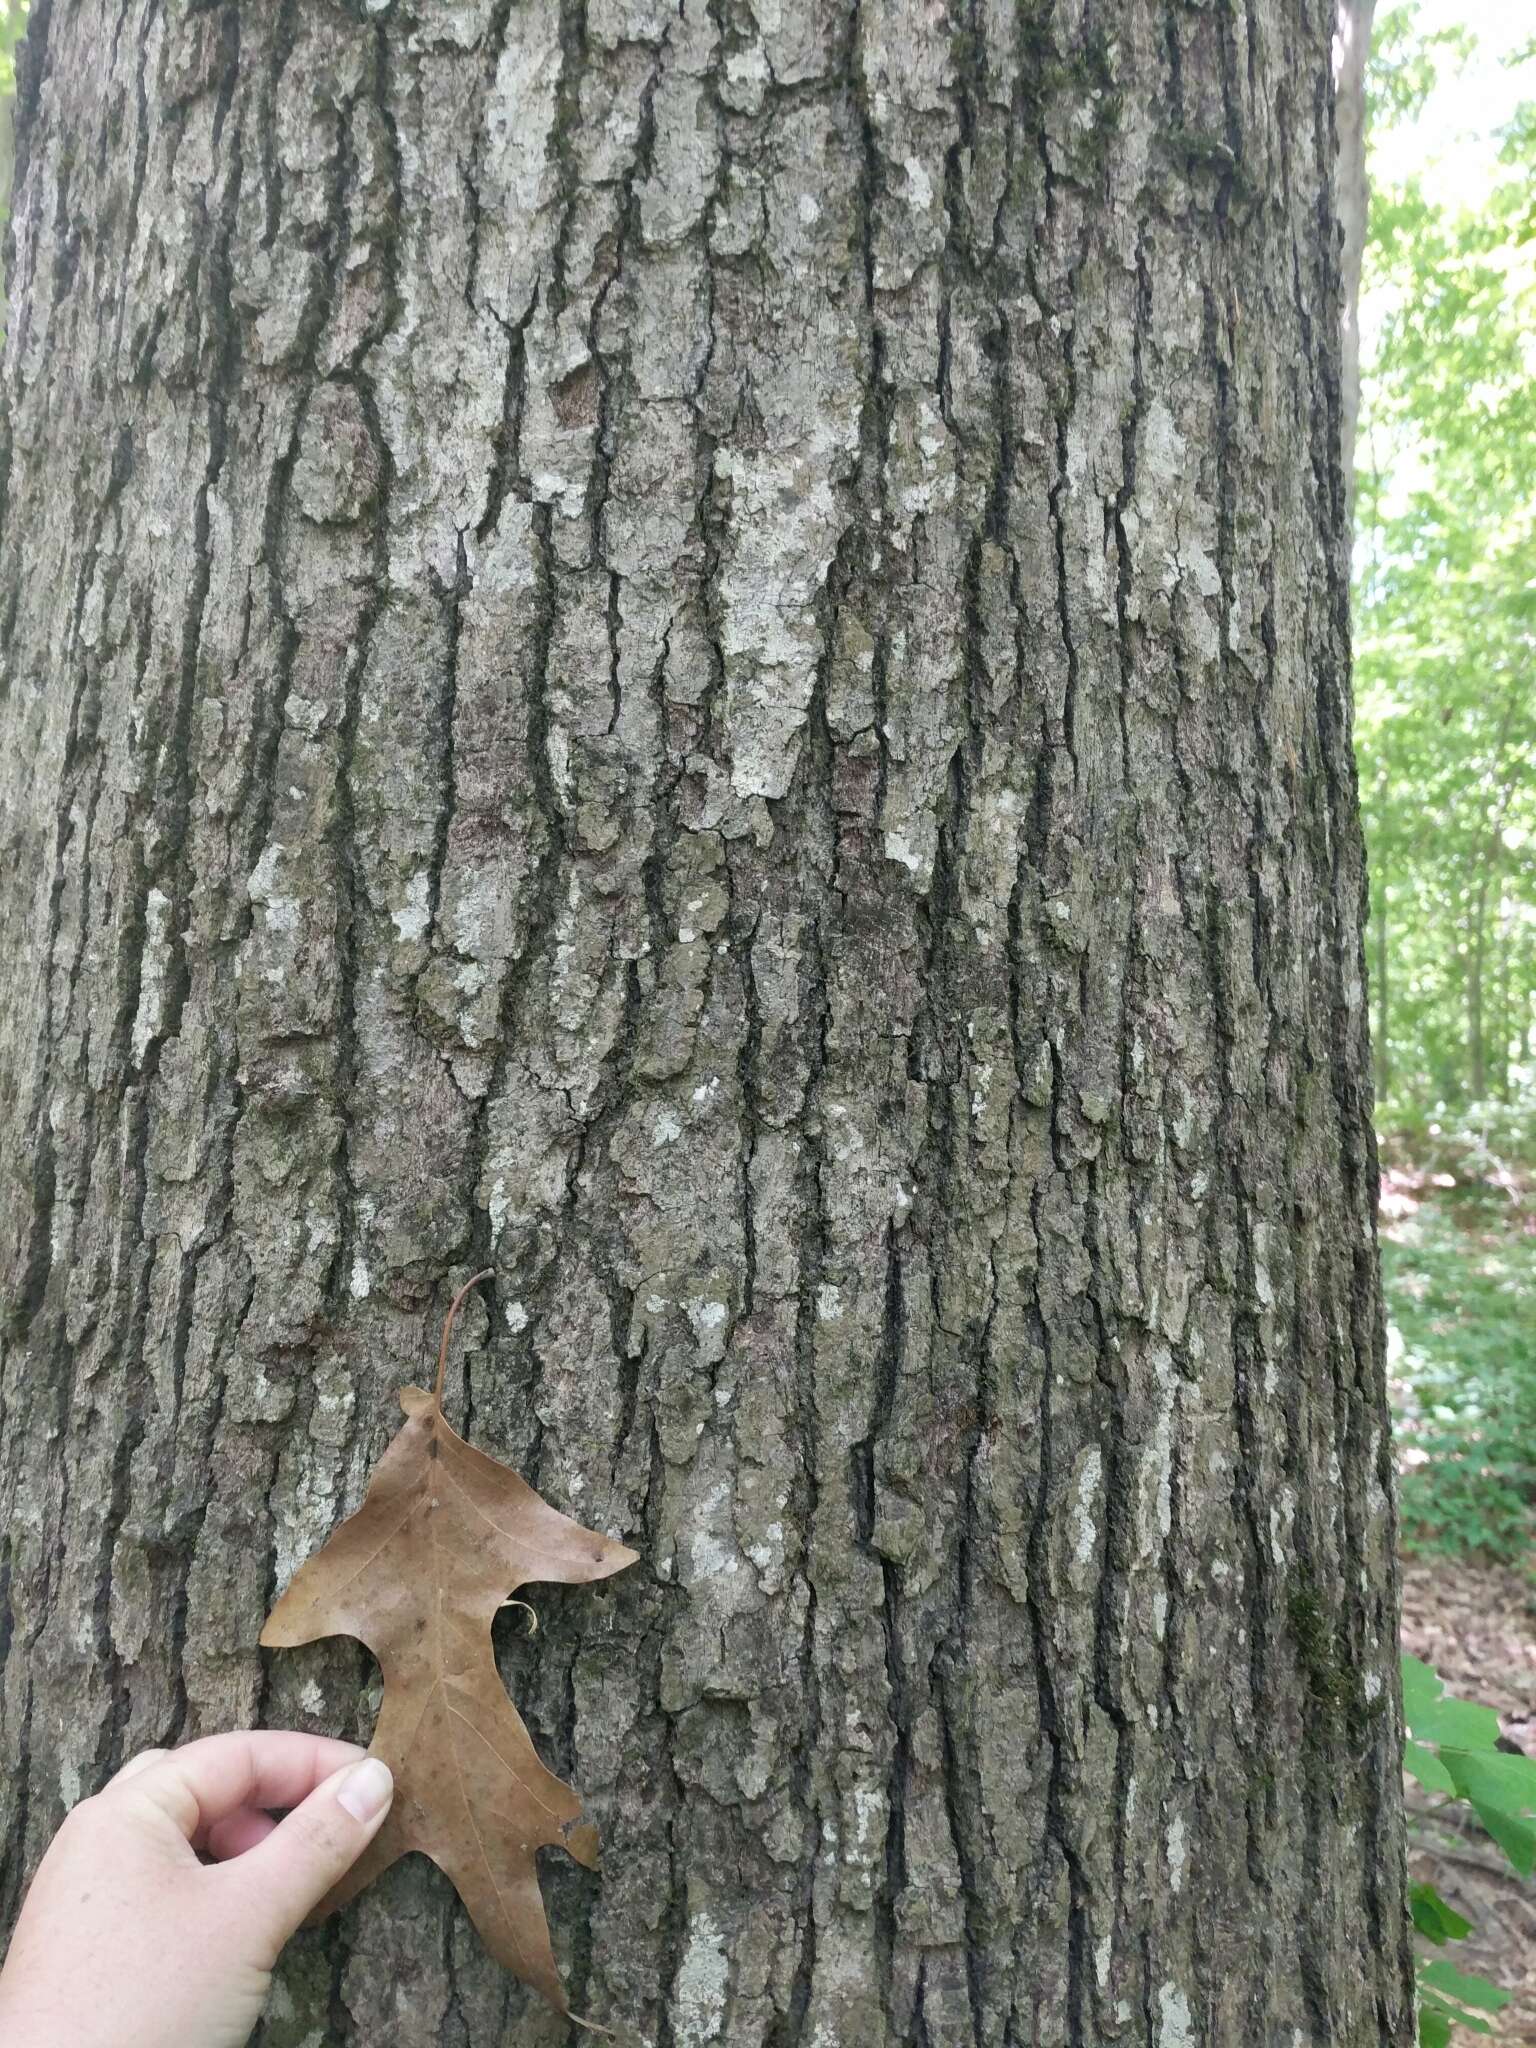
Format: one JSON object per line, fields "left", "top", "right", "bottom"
{"left": 0, "top": 2, "right": 1411, "bottom": 2044}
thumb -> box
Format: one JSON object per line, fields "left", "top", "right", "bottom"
{"left": 226, "top": 1755, "right": 394, "bottom": 1956}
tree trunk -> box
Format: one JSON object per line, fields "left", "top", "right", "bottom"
{"left": 0, "top": 4, "right": 1411, "bottom": 2045}
{"left": 1375, "top": 855, "right": 1390, "bottom": 1102}
{"left": 1333, "top": 0, "right": 1376, "bottom": 511}
{"left": 1495, "top": 898, "right": 1510, "bottom": 1105}
{"left": 1465, "top": 869, "right": 1488, "bottom": 1105}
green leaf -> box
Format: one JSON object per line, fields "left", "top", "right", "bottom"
{"left": 1412, "top": 1697, "right": 1503, "bottom": 1750}
{"left": 1417, "top": 1991, "right": 1494, "bottom": 2037}
{"left": 1410, "top": 1882, "right": 1472, "bottom": 1945}
{"left": 1405, "top": 1740, "right": 1457, "bottom": 1796}
{"left": 1399, "top": 1657, "right": 1502, "bottom": 1750}
{"left": 1402, "top": 1654, "right": 1444, "bottom": 1728}
{"left": 1442, "top": 1747, "right": 1536, "bottom": 1817}
{"left": 1417, "top": 2011, "right": 1451, "bottom": 2048}
{"left": 1468, "top": 1800, "right": 1536, "bottom": 1878}
{"left": 1419, "top": 1962, "right": 1512, "bottom": 2015}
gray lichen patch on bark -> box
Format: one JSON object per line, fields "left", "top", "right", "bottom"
{"left": 0, "top": 1, "right": 1411, "bottom": 2043}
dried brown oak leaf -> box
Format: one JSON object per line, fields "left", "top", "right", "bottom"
{"left": 260, "top": 1271, "right": 637, "bottom": 2014}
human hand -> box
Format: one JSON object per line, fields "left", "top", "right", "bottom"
{"left": 0, "top": 1731, "right": 394, "bottom": 2048}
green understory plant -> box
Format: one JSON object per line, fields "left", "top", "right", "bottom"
{"left": 1382, "top": 1198, "right": 1536, "bottom": 1564}
{"left": 1402, "top": 1653, "right": 1534, "bottom": 2043}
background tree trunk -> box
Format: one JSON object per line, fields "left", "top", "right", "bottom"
{"left": 0, "top": 3, "right": 1411, "bottom": 2044}
{"left": 1495, "top": 903, "right": 1510, "bottom": 1104}
{"left": 1468, "top": 885, "right": 1488, "bottom": 1103}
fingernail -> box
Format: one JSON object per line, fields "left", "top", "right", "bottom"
{"left": 337, "top": 1756, "right": 393, "bottom": 1823}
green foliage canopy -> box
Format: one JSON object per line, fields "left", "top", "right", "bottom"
{"left": 1357, "top": 10, "right": 1536, "bottom": 1137}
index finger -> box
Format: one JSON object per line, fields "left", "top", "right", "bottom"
{"left": 102, "top": 1732, "right": 367, "bottom": 1842}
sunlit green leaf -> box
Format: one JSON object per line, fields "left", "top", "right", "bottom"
{"left": 1405, "top": 1739, "right": 1457, "bottom": 1796}
{"left": 1467, "top": 1799, "right": 1536, "bottom": 1879}
{"left": 1419, "top": 1961, "right": 1512, "bottom": 2014}
{"left": 1442, "top": 1747, "right": 1536, "bottom": 1817}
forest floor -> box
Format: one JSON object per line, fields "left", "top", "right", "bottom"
{"left": 1383, "top": 1164, "right": 1536, "bottom": 2042}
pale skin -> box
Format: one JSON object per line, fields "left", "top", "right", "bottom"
{"left": 0, "top": 1732, "right": 395, "bottom": 2048}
